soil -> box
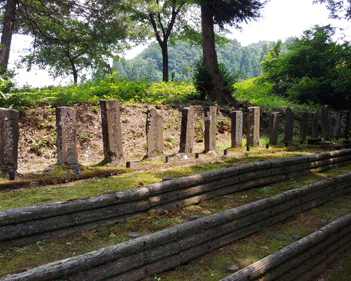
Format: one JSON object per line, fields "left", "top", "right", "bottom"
{"left": 16, "top": 102, "right": 271, "bottom": 174}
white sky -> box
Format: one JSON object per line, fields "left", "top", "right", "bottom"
{"left": 8, "top": 0, "right": 351, "bottom": 87}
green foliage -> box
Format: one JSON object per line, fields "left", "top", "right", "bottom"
{"left": 192, "top": 57, "right": 241, "bottom": 100}
{"left": 112, "top": 39, "right": 274, "bottom": 83}
{"left": 261, "top": 25, "right": 351, "bottom": 109}
{"left": 18, "top": 0, "right": 145, "bottom": 84}
{"left": 3, "top": 76, "right": 197, "bottom": 108}
{"left": 233, "top": 77, "right": 321, "bottom": 113}
{"left": 192, "top": 57, "right": 212, "bottom": 99}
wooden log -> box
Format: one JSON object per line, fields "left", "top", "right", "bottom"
{"left": 109, "top": 254, "right": 182, "bottom": 281}
{"left": 0, "top": 200, "right": 150, "bottom": 241}
{"left": 1, "top": 212, "right": 147, "bottom": 247}
{"left": 0, "top": 193, "right": 119, "bottom": 226}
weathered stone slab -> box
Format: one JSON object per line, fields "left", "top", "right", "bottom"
{"left": 340, "top": 111, "right": 350, "bottom": 139}
{"left": 284, "top": 107, "right": 294, "bottom": 142}
{"left": 204, "top": 106, "right": 217, "bottom": 151}
{"left": 300, "top": 111, "right": 309, "bottom": 143}
{"left": 146, "top": 107, "right": 164, "bottom": 157}
{"left": 270, "top": 112, "right": 280, "bottom": 145}
{"left": 321, "top": 105, "right": 329, "bottom": 140}
{"left": 330, "top": 112, "right": 340, "bottom": 139}
{"left": 311, "top": 112, "right": 319, "bottom": 139}
{"left": 179, "top": 107, "right": 195, "bottom": 153}
{"left": 0, "top": 108, "right": 19, "bottom": 173}
{"left": 231, "top": 111, "right": 243, "bottom": 148}
{"left": 56, "top": 106, "right": 78, "bottom": 166}
{"left": 247, "top": 107, "right": 260, "bottom": 147}
{"left": 100, "top": 99, "right": 123, "bottom": 164}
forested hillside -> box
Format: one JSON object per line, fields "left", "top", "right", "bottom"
{"left": 111, "top": 39, "right": 275, "bottom": 82}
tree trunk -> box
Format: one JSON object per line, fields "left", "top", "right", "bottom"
{"left": 68, "top": 56, "right": 78, "bottom": 84}
{"left": 161, "top": 41, "right": 169, "bottom": 82}
{"left": 201, "top": 4, "right": 237, "bottom": 104}
{"left": 0, "top": 0, "right": 18, "bottom": 74}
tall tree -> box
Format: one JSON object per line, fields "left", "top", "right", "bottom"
{"left": 314, "top": 0, "right": 351, "bottom": 20}
{"left": 195, "top": 0, "right": 266, "bottom": 103}
{"left": 136, "top": 0, "right": 195, "bottom": 82}
{"left": 1, "top": 0, "right": 142, "bottom": 83}
{"left": 0, "top": 0, "right": 18, "bottom": 73}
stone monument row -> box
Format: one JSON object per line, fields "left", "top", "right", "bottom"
{"left": 0, "top": 108, "right": 19, "bottom": 174}
{"left": 300, "top": 111, "right": 308, "bottom": 143}
{"left": 310, "top": 111, "right": 318, "bottom": 139}
{"left": 321, "top": 105, "right": 329, "bottom": 140}
{"left": 204, "top": 106, "right": 217, "bottom": 151}
{"left": 247, "top": 106, "right": 260, "bottom": 147}
{"left": 56, "top": 106, "right": 78, "bottom": 166}
{"left": 179, "top": 106, "right": 195, "bottom": 153}
{"left": 284, "top": 107, "right": 294, "bottom": 142}
{"left": 146, "top": 107, "right": 164, "bottom": 157}
{"left": 2, "top": 101, "right": 351, "bottom": 174}
{"left": 270, "top": 112, "right": 280, "bottom": 145}
{"left": 231, "top": 110, "right": 243, "bottom": 148}
{"left": 100, "top": 99, "right": 123, "bottom": 164}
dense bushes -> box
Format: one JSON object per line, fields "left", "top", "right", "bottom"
{"left": 261, "top": 25, "right": 351, "bottom": 110}
{"left": 0, "top": 76, "right": 197, "bottom": 109}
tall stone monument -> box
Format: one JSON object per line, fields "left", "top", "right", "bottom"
{"left": 270, "top": 112, "right": 280, "bottom": 145}
{"left": 179, "top": 107, "right": 195, "bottom": 153}
{"left": 311, "top": 112, "right": 319, "bottom": 138}
{"left": 231, "top": 110, "right": 243, "bottom": 148}
{"left": 247, "top": 107, "right": 260, "bottom": 147}
{"left": 300, "top": 111, "right": 309, "bottom": 143}
{"left": 284, "top": 107, "right": 294, "bottom": 142}
{"left": 341, "top": 111, "right": 350, "bottom": 139}
{"left": 56, "top": 106, "right": 78, "bottom": 166}
{"left": 321, "top": 105, "right": 329, "bottom": 140}
{"left": 146, "top": 107, "right": 164, "bottom": 157}
{"left": 0, "top": 108, "right": 19, "bottom": 174}
{"left": 204, "top": 106, "right": 217, "bottom": 151}
{"left": 100, "top": 99, "right": 123, "bottom": 164}
{"left": 330, "top": 112, "right": 340, "bottom": 139}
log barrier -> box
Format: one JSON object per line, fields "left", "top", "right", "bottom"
{"left": 2, "top": 168, "right": 351, "bottom": 280}
{"left": 1, "top": 149, "right": 351, "bottom": 246}
{"left": 220, "top": 212, "right": 351, "bottom": 281}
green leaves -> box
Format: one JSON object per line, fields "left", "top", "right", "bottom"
{"left": 261, "top": 25, "right": 351, "bottom": 109}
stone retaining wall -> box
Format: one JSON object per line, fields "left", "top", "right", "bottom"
{"left": 1, "top": 149, "right": 351, "bottom": 245}
{"left": 2, "top": 168, "right": 351, "bottom": 280}
{"left": 221, "top": 212, "right": 351, "bottom": 281}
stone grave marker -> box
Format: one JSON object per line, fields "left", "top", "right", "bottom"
{"left": 247, "top": 106, "right": 260, "bottom": 147}
{"left": 300, "top": 111, "right": 309, "bottom": 143}
{"left": 321, "top": 105, "right": 329, "bottom": 140}
{"left": 284, "top": 107, "right": 294, "bottom": 142}
{"left": 330, "top": 112, "right": 340, "bottom": 139}
{"left": 100, "top": 99, "right": 123, "bottom": 164}
{"left": 341, "top": 110, "right": 350, "bottom": 139}
{"left": 56, "top": 106, "right": 78, "bottom": 166}
{"left": 204, "top": 106, "right": 217, "bottom": 151}
{"left": 231, "top": 110, "right": 243, "bottom": 148}
{"left": 0, "top": 108, "right": 19, "bottom": 174}
{"left": 270, "top": 112, "right": 280, "bottom": 145}
{"left": 179, "top": 107, "right": 195, "bottom": 153}
{"left": 311, "top": 111, "right": 318, "bottom": 138}
{"left": 146, "top": 107, "right": 164, "bottom": 157}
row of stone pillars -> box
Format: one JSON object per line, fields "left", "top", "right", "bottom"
{"left": 0, "top": 102, "right": 349, "bottom": 174}
{"left": 271, "top": 105, "right": 350, "bottom": 146}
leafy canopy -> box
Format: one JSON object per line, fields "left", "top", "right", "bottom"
{"left": 261, "top": 25, "right": 351, "bottom": 109}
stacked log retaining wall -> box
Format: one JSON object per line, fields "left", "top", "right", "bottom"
{"left": 2, "top": 169, "right": 351, "bottom": 280}
{"left": 221, "top": 212, "right": 351, "bottom": 281}
{"left": 1, "top": 149, "right": 351, "bottom": 245}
